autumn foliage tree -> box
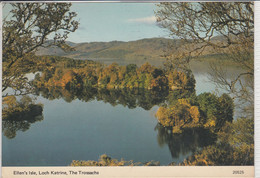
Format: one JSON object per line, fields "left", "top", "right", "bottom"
{"left": 3, "top": 3, "right": 79, "bottom": 97}
{"left": 33, "top": 60, "right": 196, "bottom": 92}
{"left": 156, "top": 2, "right": 254, "bottom": 114}
{"left": 156, "top": 93, "right": 234, "bottom": 133}
{"left": 179, "top": 117, "right": 254, "bottom": 166}
{"left": 71, "top": 154, "right": 160, "bottom": 166}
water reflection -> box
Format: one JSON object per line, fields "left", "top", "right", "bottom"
{"left": 155, "top": 124, "right": 216, "bottom": 159}
{"left": 34, "top": 87, "right": 193, "bottom": 110}
{"left": 3, "top": 87, "right": 195, "bottom": 141}
{"left": 2, "top": 104, "right": 44, "bottom": 139}
{"left": 3, "top": 86, "right": 208, "bottom": 166}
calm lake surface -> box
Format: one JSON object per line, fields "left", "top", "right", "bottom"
{"left": 2, "top": 61, "right": 243, "bottom": 166}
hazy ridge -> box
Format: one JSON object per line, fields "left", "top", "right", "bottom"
{"left": 36, "top": 37, "right": 232, "bottom": 67}
{"left": 36, "top": 38, "right": 177, "bottom": 61}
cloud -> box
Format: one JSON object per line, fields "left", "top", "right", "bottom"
{"left": 127, "top": 16, "right": 157, "bottom": 25}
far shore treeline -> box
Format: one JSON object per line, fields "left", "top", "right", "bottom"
{"left": 32, "top": 56, "right": 195, "bottom": 91}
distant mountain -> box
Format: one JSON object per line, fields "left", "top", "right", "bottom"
{"left": 35, "top": 40, "right": 78, "bottom": 56}
{"left": 36, "top": 37, "right": 229, "bottom": 66}
{"left": 36, "top": 38, "right": 177, "bottom": 62}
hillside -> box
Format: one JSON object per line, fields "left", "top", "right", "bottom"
{"left": 36, "top": 38, "right": 177, "bottom": 62}
{"left": 36, "top": 37, "right": 234, "bottom": 67}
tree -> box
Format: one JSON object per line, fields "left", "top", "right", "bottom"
{"left": 156, "top": 2, "right": 253, "bottom": 115}
{"left": 156, "top": 92, "right": 234, "bottom": 133}
{"left": 179, "top": 117, "right": 254, "bottom": 166}
{"left": 3, "top": 3, "right": 79, "bottom": 97}
{"left": 70, "top": 154, "right": 160, "bottom": 166}
{"left": 156, "top": 2, "right": 253, "bottom": 60}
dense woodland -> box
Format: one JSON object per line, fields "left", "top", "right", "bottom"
{"left": 156, "top": 93, "right": 233, "bottom": 133}
{"left": 32, "top": 56, "right": 195, "bottom": 91}
{"left": 2, "top": 95, "right": 44, "bottom": 139}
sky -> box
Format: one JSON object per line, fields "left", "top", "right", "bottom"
{"left": 2, "top": 3, "right": 170, "bottom": 43}
{"left": 67, "top": 3, "right": 170, "bottom": 43}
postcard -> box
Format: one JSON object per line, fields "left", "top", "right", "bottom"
{"left": 1, "top": 1, "right": 256, "bottom": 177}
